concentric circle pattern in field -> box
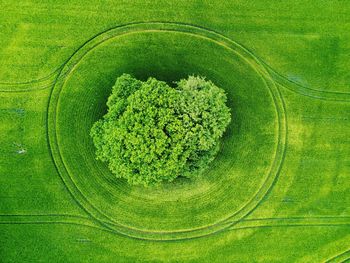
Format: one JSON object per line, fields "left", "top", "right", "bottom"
{"left": 48, "top": 22, "right": 286, "bottom": 240}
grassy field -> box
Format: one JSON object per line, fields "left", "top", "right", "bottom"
{"left": 1, "top": 1, "right": 349, "bottom": 262}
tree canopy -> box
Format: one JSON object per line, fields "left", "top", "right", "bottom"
{"left": 90, "top": 74, "right": 231, "bottom": 186}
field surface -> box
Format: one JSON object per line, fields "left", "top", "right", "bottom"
{"left": 1, "top": 1, "right": 349, "bottom": 262}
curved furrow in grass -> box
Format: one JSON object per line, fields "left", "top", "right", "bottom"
{"left": 2, "top": 21, "right": 349, "bottom": 100}
{"left": 0, "top": 66, "right": 62, "bottom": 92}
{"left": 168, "top": 22, "right": 350, "bottom": 101}
{"left": 1, "top": 213, "right": 348, "bottom": 242}
{"left": 325, "top": 248, "right": 350, "bottom": 263}
{"left": 230, "top": 216, "right": 350, "bottom": 230}
{"left": 46, "top": 21, "right": 289, "bottom": 241}
{"left": 0, "top": 76, "right": 57, "bottom": 93}
{"left": 0, "top": 214, "right": 99, "bottom": 228}
{"left": 264, "top": 63, "right": 350, "bottom": 101}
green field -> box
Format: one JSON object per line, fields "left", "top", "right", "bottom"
{"left": 1, "top": 1, "right": 349, "bottom": 262}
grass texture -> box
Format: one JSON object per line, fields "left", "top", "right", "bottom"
{"left": 0, "top": 1, "right": 349, "bottom": 262}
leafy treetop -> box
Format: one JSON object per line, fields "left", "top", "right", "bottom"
{"left": 91, "top": 74, "right": 231, "bottom": 186}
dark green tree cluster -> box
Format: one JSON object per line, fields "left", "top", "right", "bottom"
{"left": 91, "top": 74, "right": 231, "bottom": 186}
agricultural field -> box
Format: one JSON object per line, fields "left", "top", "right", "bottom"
{"left": 1, "top": 1, "right": 349, "bottom": 262}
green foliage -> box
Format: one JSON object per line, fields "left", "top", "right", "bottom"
{"left": 90, "top": 74, "right": 231, "bottom": 186}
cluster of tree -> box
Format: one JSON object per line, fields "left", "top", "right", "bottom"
{"left": 91, "top": 74, "right": 231, "bottom": 186}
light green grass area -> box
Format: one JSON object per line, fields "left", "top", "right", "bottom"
{"left": 0, "top": 1, "right": 349, "bottom": 262}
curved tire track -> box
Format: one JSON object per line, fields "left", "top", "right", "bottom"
{"left": 47, "top": 22, "right": 286, "bottom": 241}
